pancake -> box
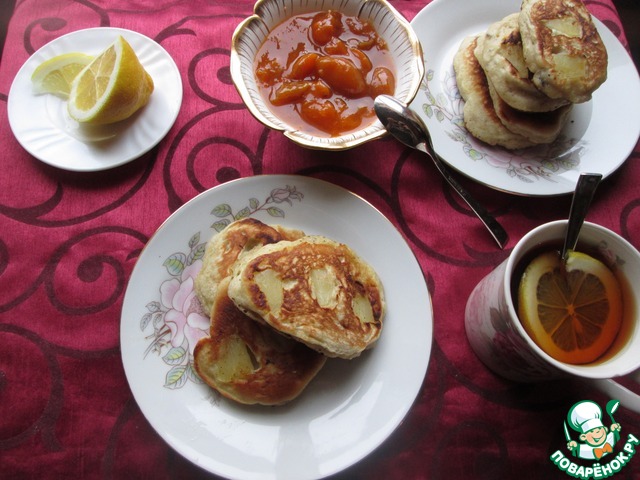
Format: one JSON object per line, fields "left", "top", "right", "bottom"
{"left": 519, "top": 0, "right": 607, "bottom": 103}
{"left": 194, "top": 277, "right": 326, "bottom": 405}
{"left": 486, "top": 75, "right": 573, "bottom": 144}
{"left": 194, "top": 218, "right": 304, "bottom": 315}
{"left": 453, "top": 35, "right": 536, "bottom": 150}
{"left": 228, "top": 235, "right": 385, "bottom": 359}
{"left": 475, "top": 13, "right": 569, "bottom": 112}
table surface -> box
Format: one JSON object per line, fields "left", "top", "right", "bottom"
{"left": 1, "top": 1, "right": 639, "bottom": 479}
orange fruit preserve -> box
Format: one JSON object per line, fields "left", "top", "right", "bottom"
{"left": 254, "top": 10, "right": 396, "bottom": 137}
{"left": 517, "top": 250, "right": 623, "bottom": 364}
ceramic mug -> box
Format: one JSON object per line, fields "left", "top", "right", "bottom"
{"left": 465, "top": 220, "right": 640, "bottom": 413}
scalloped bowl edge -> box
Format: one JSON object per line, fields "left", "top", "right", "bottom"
{"left": 230, "top": 0, "right": 424, "bottom": 150}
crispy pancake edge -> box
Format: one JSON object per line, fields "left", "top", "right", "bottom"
{"left": 454, "top": 35, "right": 536, "bottom": 150}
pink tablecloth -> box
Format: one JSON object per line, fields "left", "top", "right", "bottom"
{"left": 1, "top": 1, "right": 639, "bottom": 478}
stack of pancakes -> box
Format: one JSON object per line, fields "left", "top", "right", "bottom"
{"left": 453, "top": 0, "right": 607, "bottom": 149}
{"left": 193, "top": 218, "right": 385, "bottom": 405}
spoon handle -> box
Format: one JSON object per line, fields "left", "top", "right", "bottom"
{"left": 373, "top": 95, "right": 508, "bottom": 249}
{"left": 562, "top": 172, "right": 602, "bottom": 259}
{"left": 429, "top": 153, "right": 509, "bottom": 249}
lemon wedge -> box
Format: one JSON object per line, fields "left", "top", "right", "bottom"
{"left": 31, "top": 53, "right": 94, "bottom": 98}
{"left": 518, "top": 250, "right": 623, "bottom": 364}
{"left": 67, "top": 35, "right": 154, "bottom": 124}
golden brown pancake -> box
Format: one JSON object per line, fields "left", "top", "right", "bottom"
{"left": 454, "top": 35, "right": 536, "bottom": 150}
{"left": 486, "top": 75, "right": 573, "bottom": 144}
{"left": 475, "top": 13, "right": 569, "bottom": 112}
{"left": 519, "top": 0, "right": 607, "bottom": 103}
{"left": 193, "top": 277, "right": 326, "bottom": 406}
{"left": 228, "top": 235, "right": 385, "bottom": 359}
{"left": 194, "top": 218, "right": 304, "bottom": 315}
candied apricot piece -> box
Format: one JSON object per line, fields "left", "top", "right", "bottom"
{"left": 350, "top": 48, "right": 372, "bottom": 74}
{"left": 345, "top": 17, "right": 374, "bottom": 36}
{"left": 271, "top": 81, "right": 313, "bottom": 106}
{"left": 311, "top": 11, "right": 343, "bottom": 46}
{"left": 369, "top": 66, "right": 396, "bottom": 97}
{"left": 356, "top": 36, "right": 377, "bottom": 51}
{"left": 324, "top": 38, "right": 348, "bottom": 55}
{"left": 316, "top": 56, "right": 366, "bottom": 97}
{"left": 288, "top": 53, "right": 319, "bottom": 79}
{"left": 300, "top": 98, "right": 340, "bottom": 134}
{"left": 339, "top": 106, "right": 372, "bottom": 131}
{"left": 310, "top": 80, "right": 332, "bottom": 98}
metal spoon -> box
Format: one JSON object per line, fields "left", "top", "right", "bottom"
{"left": 374, "top": 95, "right": 508, "bottom": 249}
{"left": 561, "top": 172, "right": 602, "bottom": 260}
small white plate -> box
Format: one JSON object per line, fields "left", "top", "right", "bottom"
{"left": 120, "top": 175, "right": 433, "bottom": 480}
{"left": 7, "top": 27, "right": 182, "bottom": 172}
{"left": 410, "top": 0, "right": 640, "bottom": 196}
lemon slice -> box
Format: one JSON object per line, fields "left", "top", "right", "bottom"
{"left": 31, "top": 53, "right": 94, "bottom": 98}
{"left": 67, "top": 35, "right": 154, "bottom": 124}
{"left": 518, "top": 250, "right": 623, "bottom": 364}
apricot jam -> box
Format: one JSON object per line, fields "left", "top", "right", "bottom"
{"left": 254, "top": 10, "right": 396, "bottom": 137}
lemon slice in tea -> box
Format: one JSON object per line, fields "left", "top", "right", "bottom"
{"left": 31, "top": 53, "right": 94, "bottom": 98}
{"left": 518, "top": 250, "right": 623, "bottom": 364}
{"left": 67, "top": 35, "right": 154, "bottom": 124}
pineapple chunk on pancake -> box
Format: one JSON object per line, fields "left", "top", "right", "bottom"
{"left": 194, "top": 218, "right": 304, "bottom": 315}
{"left": 519, "top": 0, "right": 607, "bottom": 103}
{"left": 228, "top": 236, "right": 385, "bottom": 359}
{"left": 193, "top": 277, "right": 326, "bottom": 406}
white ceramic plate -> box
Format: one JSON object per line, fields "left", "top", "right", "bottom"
{"left": 7, "top": 27, "right": 182, "bottom": 172}
{"left": 410, "top": 0, "right": 640, "bottom": 196}
{"left": 120, "top": 175, "right": 433, "bottom": 480}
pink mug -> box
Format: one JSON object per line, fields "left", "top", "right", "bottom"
{"left": 465, "top": 220, "right": 640, "bottom": 413}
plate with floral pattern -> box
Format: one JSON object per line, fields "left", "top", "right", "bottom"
{"left": 410, "top": 0, "right": 640, "bottom": 196}
{"left": 120, "top": 175, "right": 432, "bottom": 480}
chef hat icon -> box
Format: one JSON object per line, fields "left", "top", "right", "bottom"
{"left": 568, "top": 400, "right": 605, "bottom": 434}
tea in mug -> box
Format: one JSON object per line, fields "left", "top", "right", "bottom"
{"left": 512, "top": 242, "right": 628, "bottom": 365}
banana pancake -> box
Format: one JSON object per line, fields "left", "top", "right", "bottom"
{"left": 228, "top": 235, "right": 385, "bottom": 359}
{"left": 453, "top": 35, "right": 536, "bottom": 150}
{"left": 194, "top": 218, "right": 304, "bottom": 315}
{"left": 194, "top": 277, "right": 326, "bottom": 405}
{"left": 475, "top": 13, "right": 569, "bottom": 112}
{"left": 519, "top": 0, "right": 607, "bottom": 103}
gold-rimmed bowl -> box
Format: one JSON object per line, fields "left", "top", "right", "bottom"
{"left": 230, "top": 0, "right": 424, "bottom": 150}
